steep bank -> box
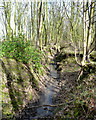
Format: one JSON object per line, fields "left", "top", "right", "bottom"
{"left": 0, "top": 57, "right": 41, "bottom": 119}
{"left": 0, "top": 55, "right": 61, "bottom": 120}
{"left": 15, "top": 61, "right": 62, "bottom": 120}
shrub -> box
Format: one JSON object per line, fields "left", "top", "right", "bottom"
{"left": 0, "top": 33, "right": 42, "bottom": 72}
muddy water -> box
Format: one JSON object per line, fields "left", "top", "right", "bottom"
{"left": 30, "top": 63, "right": 60, "bottom": 119}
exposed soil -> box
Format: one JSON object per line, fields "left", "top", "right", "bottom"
{"left": 13, "top": 55, "right": 81, "bottom": 120}
{"left": 2, "top": 54, "right": 96, "bottom": 120}
{"left": 52, "top": 57, "right": 80, "bottom": 117}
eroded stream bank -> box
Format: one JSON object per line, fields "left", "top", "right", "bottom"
{"left": 16, "top": 61, "right": 61, "bottom": 120}
{"left": 3, "top": 53, "right": 95, "bottom": 119}
{"left": 15, "top": 54, "right": 80, "bottom": 120}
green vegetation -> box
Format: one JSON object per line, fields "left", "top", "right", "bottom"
{"left": 1, "top": 33, "right": 42, "bottom": 72}
{"left": 72, "top": 71, "right": 96, "bottom": 119}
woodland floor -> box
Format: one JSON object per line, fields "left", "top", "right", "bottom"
{"left": 5, "top": 53, "right": 95, "bottom": 120}
{"left": 14, "top": 55, "right": 82, "bottom": 120}
{"left": 52, "top": 55, "right": 96, "bottom": 119}
{"left": 52, "top": 56, "right": 81, "bottom": 117}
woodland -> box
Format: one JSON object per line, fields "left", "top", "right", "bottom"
{"left": 0, "top": 0, "right": 96, "bottom": 119}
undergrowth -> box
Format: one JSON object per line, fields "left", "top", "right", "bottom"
{"left": 0, "top": 33, "right": 43, "bottom": 74}
{"left": 62, "top": 68, "right": 96, "bottom": 119}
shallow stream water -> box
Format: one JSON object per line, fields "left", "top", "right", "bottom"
{"left": 30, "top": 62, "right": 60, "bottom": 119}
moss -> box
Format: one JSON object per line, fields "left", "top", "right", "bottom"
{"left": 0, "top": 58, "right": 39, "bottom": 119}
{"left": 29, "top": 94, "right": 32, "bottom": 100}
{"left": 2, "top": 101, "right": 13, "bottom": 117}
{"left": 32, "top": 79, "right": 39, "bottom": 88}
{"left": 2, "top": 84, "right": 6, "bottom": 89}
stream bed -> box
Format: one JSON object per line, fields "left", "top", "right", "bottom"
{"left": 30, "top": 62, "right": 60, "bottom": 119}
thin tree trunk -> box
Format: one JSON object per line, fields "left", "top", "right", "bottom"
{"left": 24, "top": 4, "right": 28, "bottom": 42}
{"left": 14, "top": 2, "right": 17, "bottom": 36}
{"left": 82, "top": 0, "right": 87, "bottom": 65}
{"left": 3, "top": 2, "right": 8, "bottom": 38}
{"left": 37, "top": 2, "right": 40, "bottom": 47}
{"left": 39, "top": 1, "right": 43, "bottom": 51}
{"left": 37, "top": 1, "right": 43, "bottom": 50}
{"left": 45, "top": 0, "right": 48, "bottom": 46}
{"left": 95, "top": 0, "right": 96, "bottom": 50}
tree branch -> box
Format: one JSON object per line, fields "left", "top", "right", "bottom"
{"left": 27, "top": 100, "right": 73, "bottom": 108}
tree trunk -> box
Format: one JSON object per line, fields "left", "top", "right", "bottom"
{"left": 82, "top": 0, "right": 95, "bottom": 65}
{"left": 95, "top": 0, "right": 96, "bottom": 50}
{"left": 14, "top": 2, "right": 17, "bottom": 36}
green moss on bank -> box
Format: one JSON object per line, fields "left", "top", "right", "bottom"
{"left": 0, "top": 58, "right": 39, "bottom": 119}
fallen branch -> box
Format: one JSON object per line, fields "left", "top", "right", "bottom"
{"left": 27, "top": 100, "right": 73, "bottom": 109}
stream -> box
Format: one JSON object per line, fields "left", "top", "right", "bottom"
{"left": 30, "top": 62, "right": 60, "bottom": 119}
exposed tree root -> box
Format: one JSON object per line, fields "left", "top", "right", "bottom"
{"left": 77, "top": 69, "right": 83, "bottom": 82}
{"left": 77, "top": 62, "right": 96, "bottom": 83}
